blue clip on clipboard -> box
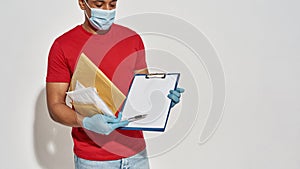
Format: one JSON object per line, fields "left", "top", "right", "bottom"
{"left": 120, "top": 73, "right": 180, "bottom": 132}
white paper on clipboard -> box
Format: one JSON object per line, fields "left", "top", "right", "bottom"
{"left": 120, "top": 73, "right": 180, "bottom": 132}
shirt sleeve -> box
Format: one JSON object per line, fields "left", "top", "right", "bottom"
{"left": 46, "top": 40, "right": 71, "bottom": 82}
{"left": 134, "top": 35, "right": 147, "bottom": 71}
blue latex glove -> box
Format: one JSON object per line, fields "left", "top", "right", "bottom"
{"left": 82, "top": 113, "right": 129, "bottom": 135}
{"left": 167, "top": 87, "right": 185, "bottom": 108}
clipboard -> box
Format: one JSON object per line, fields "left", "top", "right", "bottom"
{"left": 120, "top": 73, "right": 180, "bottom": 132}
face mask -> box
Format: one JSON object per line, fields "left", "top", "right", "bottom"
{"left": 84, "top": 0, "right": 116, "bottom": 30}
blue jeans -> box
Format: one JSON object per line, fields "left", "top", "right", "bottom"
{"left": 74, "top": 149, "right": 150, "bottom": 169}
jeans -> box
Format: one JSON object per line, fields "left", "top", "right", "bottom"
{"left": 74, "top": 149, "right": 150, "bottom": 169}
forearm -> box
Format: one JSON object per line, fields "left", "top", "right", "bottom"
{"left": 134, "top": 68, "right": 149, "bottom": 74}
{"left": 48, "top": 102, "right": 83, "bottom": 127}
{"left": 46, "top": 82, "right": 83, "bottom": 128}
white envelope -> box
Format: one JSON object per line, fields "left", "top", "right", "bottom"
{"left": 66, "top": 81, "right": 114, "bottom": 117}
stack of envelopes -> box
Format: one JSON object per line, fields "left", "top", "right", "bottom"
{"left": 68, "top": 53, "right": 126, "bottom": 117}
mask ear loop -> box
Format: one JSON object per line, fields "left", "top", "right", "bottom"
{"left": 84, "top": 0, "right": 92, "bottom": 9}
{"left": 83, "top": 0, "right": 92, "bottom": 18}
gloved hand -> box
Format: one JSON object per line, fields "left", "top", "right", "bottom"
{"left": 167, "top": 87, "right": 185, "bottom": 108}
{"left": 82, "top": 113, "right": 129, "bottom": 135}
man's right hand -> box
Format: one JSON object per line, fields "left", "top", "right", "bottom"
{"left": 81, "top": 113, "right": 129, "bottom": 135}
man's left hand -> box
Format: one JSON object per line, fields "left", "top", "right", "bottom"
{"left": 167, "top": 87, "right": 185, "bottom": 108}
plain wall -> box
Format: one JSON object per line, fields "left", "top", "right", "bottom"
{"left": 0, "top": 0, "right": 299, "bottom": 168}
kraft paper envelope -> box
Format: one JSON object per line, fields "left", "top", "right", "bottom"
{"left": 72, "top": 102, "right": 103, "bottom": 117}
{"left": 69, "top": 53, "right": 126, "bottom": 116}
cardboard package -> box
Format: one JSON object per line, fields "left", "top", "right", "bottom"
{"left": 69, "top": 53, "right": 126, "bottom": 116}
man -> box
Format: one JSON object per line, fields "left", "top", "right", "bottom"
{"left": 46, "top": 0, "right": 184, "bottom": 168}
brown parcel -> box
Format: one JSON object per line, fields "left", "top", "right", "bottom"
{"left": 69, "top": 53, "right": 126, "bottom": 117}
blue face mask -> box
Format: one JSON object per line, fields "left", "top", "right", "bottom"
{"left": 84, "top": 0, "right": 116, "bottom": 30}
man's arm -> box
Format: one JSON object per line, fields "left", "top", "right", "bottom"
{"left": 134, "top": 68, "right": 149, "bottom": 74}
{"left": 46, "top": 82, "right": 83, "bottom": 127}
{"left": 46, "top": 82, "right": 128, "bottom": 135}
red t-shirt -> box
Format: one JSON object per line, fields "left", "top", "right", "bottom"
{"left": 46, "top": 24, "right": 147, "bottom": 161}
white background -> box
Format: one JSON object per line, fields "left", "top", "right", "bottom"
{"left": 1, "top": 0, "right": 300, "bottom": 168}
